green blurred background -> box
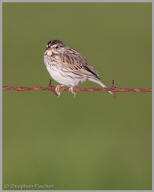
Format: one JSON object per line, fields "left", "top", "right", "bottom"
{"left": 2, "top": 2, "right": 152, "bottom": 190}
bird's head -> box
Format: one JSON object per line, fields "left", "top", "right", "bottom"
{"left": 46, "top": 40, "right": 64, "bottom": 51}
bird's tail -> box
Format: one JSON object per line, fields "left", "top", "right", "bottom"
{"left": 88, "top": 78, "right": 112, "bottom": 95}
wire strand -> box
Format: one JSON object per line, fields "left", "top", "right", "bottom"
{"left": 2, "top": 80, "right": 152, "bottom": 99}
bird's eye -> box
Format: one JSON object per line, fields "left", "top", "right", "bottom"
{"left": 55, "top": 46, "right": 58, "bottom": 49}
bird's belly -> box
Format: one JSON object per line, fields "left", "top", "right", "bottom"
{"left": 46, "top": 64, "right": 76, "bottom": 87}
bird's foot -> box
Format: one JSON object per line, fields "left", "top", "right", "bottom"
{"left": 55, "top": 85, "right": 64, "bottom": 96}
{"left": 69, "top": 86, "right": 76, "bottom": 96}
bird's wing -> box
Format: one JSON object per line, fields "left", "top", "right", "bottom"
{"left": 59, "top": 47, "right": 100, "bottom": 79}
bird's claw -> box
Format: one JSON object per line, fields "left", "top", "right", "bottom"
{"left": 69, "top": 86, "right": 76, "bottom": 96}
{"left": 55, "top": 85, "right": 64, "bottom": 96}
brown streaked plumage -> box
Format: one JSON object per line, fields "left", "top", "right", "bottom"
{"left": 44, "top": 40, "right": 112, "bottom": 96}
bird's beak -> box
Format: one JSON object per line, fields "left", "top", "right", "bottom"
{"left": 46, "top": 47, "right": 52, "bottom": 51}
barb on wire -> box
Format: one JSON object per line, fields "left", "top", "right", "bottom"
{"left": 2, "top": 80, "right": 152, "bottom": 99}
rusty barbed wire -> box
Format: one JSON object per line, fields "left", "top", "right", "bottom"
{"left": 2, "top": 80, "right": 152, "bottom": 99}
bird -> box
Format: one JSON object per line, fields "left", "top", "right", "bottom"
{"left": 44, "top": 40, "right": 112, "bottom": 96}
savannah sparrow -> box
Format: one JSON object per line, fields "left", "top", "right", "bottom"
{"left": 44, "top": 40, "right": 112, "bottom": 96}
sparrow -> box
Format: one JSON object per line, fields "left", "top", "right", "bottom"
{"left": 44, "top": 40, "right": 112, "bottom": 96}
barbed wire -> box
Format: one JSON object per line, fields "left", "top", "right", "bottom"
{"left": 2, "top": 80, "right": 152, "bottom": 99}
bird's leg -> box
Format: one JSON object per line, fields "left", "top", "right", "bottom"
{"left": 69, "top": 81, "right": 80, "bottom": 96}
{"left": 48, "top": 79, "right": 52, "bottom": 87}
{"left": 55, "top": 85, "right": 64, "bottom": 96}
